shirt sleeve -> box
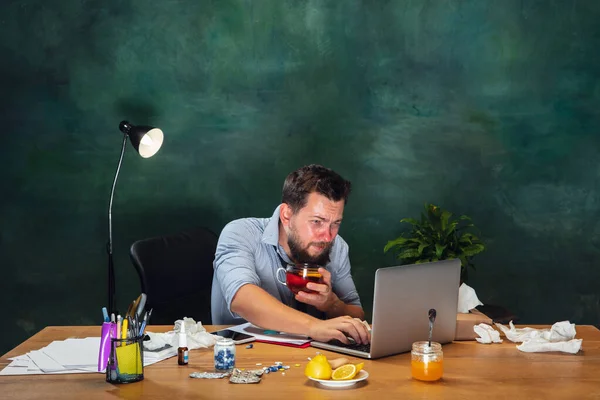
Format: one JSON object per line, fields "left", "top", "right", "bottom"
{"left": 330, "top": 238, "right": 362, "bottom": 307}
{"left": 213, "top": 219, "right": 261, "bottom": 318}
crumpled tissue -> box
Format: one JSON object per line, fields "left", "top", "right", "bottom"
{"left": 457, "top": 283, "right": 484, "bottom": 313}
{"left": 144, "top": 317, "right": 217, "bottom": 351}
{"left": 474, "top": 323, "right": 503, "bottom": 344}
{"left": 495, "top": 321, "right": 582, "bottom": 354}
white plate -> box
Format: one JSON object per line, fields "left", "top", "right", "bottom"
{"left": 308, "top": 370, "right": 369, "bottom": 388}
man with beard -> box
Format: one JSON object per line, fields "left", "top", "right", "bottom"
{"left": 210, "top": 164, "right": 370, "bottom": 345}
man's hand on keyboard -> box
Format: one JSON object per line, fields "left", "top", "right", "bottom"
{"left": 307, "top": 316, "right": 371, "bottom": 345}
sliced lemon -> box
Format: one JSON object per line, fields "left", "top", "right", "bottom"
{"left": 331, "top": 363, "right": 357, "bottom": 380}
{"left": 355, "top": 362, "right": 364, "bottom": 373}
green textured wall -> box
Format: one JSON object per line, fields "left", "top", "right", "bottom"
{"left": 1, "top": 0, "right": 600, "bottom": 354}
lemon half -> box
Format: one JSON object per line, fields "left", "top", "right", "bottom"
{"left": 331, "top": 364, "right": 358, "bottom": 380}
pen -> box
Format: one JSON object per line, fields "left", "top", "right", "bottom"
{"left": 102, "top": 307, "right": 110, "bottom": 323}
{"left": 138, "top": 320, "right": 146, "bottom": 336}
{"left": 138, "top": 308, "right": 153, "bottom": 335}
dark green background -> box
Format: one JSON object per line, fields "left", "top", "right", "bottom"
{"left": 1, "top": 0, "right": 599, "bottom": 355}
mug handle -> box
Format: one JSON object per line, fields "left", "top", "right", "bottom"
{"left": 276, "top": 267, "right": 287, "bottom": 286}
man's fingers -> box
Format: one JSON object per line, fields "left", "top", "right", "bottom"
{"left": 295, "top": 291, "right": 319, "bottom": 304}
{"left": 341, "top": 320, "right": 364, "bottom": 344}
{"left": 355, "top": 318, "right": 372, "bottom": 343}
{"left": 325, "top": 318, "right": 362, "bottom": 344}
{"left": 318, "top": 268, "right": 332, "bottom": 285}
{"left": 305, "top": 282, "right": 329, "bottom": 293}
{"left": 334, "top": 331, "right": 350, "bottom": 344}
{"left": 339, "top": 318, "right": 370, "bottom": 344}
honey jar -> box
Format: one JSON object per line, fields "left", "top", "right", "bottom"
{"left": 411, "top": 341, "right": 443, "bottom": 381}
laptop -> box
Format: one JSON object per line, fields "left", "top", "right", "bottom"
{"left": 310, "top": 259, "right": 461, "bottom": 359}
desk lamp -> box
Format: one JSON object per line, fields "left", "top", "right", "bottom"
{"left": 107, "top": 121, "right": 164, "bottom": 314}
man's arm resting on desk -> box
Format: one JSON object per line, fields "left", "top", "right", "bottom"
{"left": 230, "top": 284, "right": 370, "bottom": 344}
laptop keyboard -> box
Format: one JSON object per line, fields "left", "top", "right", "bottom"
{"left": 327, "top": 339, "right": 371, "bottom": 354}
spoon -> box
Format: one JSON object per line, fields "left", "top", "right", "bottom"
{"left": 428, "top": 308, "right": 437, "bottom": 347}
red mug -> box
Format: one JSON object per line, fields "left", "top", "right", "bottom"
{"left": 276, "top": 263, "right": 323, "bottom": 294}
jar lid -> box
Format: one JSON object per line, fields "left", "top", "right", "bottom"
{"left": 216, "top": 337, "right": 234, "bottom": 344}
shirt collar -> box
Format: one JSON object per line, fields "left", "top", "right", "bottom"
{"left": 261, "top": 205, "right": 282, "bottom": 247}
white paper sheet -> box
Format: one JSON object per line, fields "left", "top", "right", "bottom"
{"left": 0, "top": 336, "right": 177, "bottom": 376}
{"left": 42, "top": 337, "right": 100, "bottom": 368}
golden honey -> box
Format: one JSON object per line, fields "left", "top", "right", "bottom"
{"left": 411, "top": 341, "right": 443, "bottom": 382}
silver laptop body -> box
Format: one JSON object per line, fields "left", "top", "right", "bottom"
{"left": 310, "top": 259, "right": 461, "bottom": 359}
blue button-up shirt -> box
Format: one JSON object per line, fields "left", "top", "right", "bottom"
{"left": 211, "top": 205, "right": 362, "bottom": 325}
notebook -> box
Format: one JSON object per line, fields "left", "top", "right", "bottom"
{"left": 310, "top": 259, "right": 461, "bottom": 359}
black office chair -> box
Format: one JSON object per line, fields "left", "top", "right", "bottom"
{"left": 129, "top": 227, "right": 218, "bottom": 325}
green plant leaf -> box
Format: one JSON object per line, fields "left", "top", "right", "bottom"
{"left": 459, "top": 232, "right": 480, "bottom": 244}
{"left": 461, "top": 244, "right": 485, "bottom": 257}
{"left": 408, "top": 237, "right": 426, "bottom": 245}
{"left": 417, "top": 243, "right": 429, "bottom": 255}
{"left": 456, "top": 223, "right": 475, "bottom": 231}
{"left": 435, "top": 243, "right": 446, "bottom": 258}
{"left": 384, "top": 236, "right": 410, "bottom": 253}
{"left": 397, "top": 248, "right": 422, "bottom": 259}
{"left": 459, "top": 235, "right": 472, "bottom": 245}
{"left": 446, "top": 220, "right": 458, "bottom": 236}
{"left": 440, "top": 210, "right": 452, "bottom": 232}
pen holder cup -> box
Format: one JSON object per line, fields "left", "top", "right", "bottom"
{"left": 106, "top": 335, "right": 144, "bottom": 384}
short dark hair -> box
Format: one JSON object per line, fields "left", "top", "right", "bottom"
{"left": 282, "top": 164, "right": 352, "bottom": 213}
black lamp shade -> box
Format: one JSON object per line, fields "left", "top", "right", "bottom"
{"left": 119, "top": 121, "right": 164, "bottom": 158}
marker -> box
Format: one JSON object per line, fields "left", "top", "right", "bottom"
{"left": 102, "top": 307, "right": 110, "bottom": 323}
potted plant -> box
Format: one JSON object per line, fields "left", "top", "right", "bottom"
{"left": 383, "top": 203, "right": 485, "bottom": 282}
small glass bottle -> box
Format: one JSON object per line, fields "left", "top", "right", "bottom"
{"left": 411, "top": 341, "right": 443, "bottom": 381}
{"left": 214, "top": 337, "right": 236, "bottom": 372}
{"left": 178, "top": 323, "right": 189, "bottom": 365}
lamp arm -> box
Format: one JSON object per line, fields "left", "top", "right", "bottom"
{"left": 107, "top": 132, "right": 129, "bottom": 315}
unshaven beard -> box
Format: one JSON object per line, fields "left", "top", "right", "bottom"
{"left": 287, "top": 225, "right": 332, "bottom": 266}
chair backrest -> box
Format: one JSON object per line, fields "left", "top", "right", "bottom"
{"left": 129, "top": 227, "right": 218, "bottom": 325}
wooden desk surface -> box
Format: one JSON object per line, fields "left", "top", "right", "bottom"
{"left": 2, "top": 325, "right": 600, "bottom": 399}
